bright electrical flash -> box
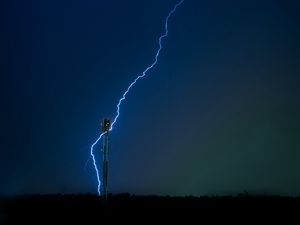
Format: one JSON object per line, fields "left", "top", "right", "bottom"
{"left": 90, "top": 0, "right": 185, "bottom": 196}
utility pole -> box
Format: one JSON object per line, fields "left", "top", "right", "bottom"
{"left": 101, "top": 118, "right": 111, "bottom": 205}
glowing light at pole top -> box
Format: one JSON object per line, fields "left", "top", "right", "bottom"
{"left": 90, "top": 0, "right": 185, "bottom": 196}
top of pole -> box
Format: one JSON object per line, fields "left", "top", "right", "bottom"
{"left": 101, "top": 118, "right": 111, "bottom": 132}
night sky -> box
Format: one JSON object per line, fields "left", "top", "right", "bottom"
{"left": 1, "top": 0, "right": 299, "bottom": 196}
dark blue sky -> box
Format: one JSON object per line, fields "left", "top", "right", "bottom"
{"left": 1, "top": 0, "right": 299, "bottom": 196}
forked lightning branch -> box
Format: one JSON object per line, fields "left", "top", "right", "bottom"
{"left": 90, "top": 0, "right": 185, "bottom": 196}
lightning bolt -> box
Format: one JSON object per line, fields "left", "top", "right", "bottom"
{"left": 90, "top": 0, "right": 185, "bottom": 196}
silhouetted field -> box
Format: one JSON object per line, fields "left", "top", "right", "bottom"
{"left": 1, "top": 193, "right": 300, "bottom": 224}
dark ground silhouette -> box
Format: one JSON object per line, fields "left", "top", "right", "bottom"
{"left": 1, "top": 193, "right": 300, "bottom": 224}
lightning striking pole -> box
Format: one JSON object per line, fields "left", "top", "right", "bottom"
{"left": 90, "top": 0, "right": 185, "bottom": 196}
